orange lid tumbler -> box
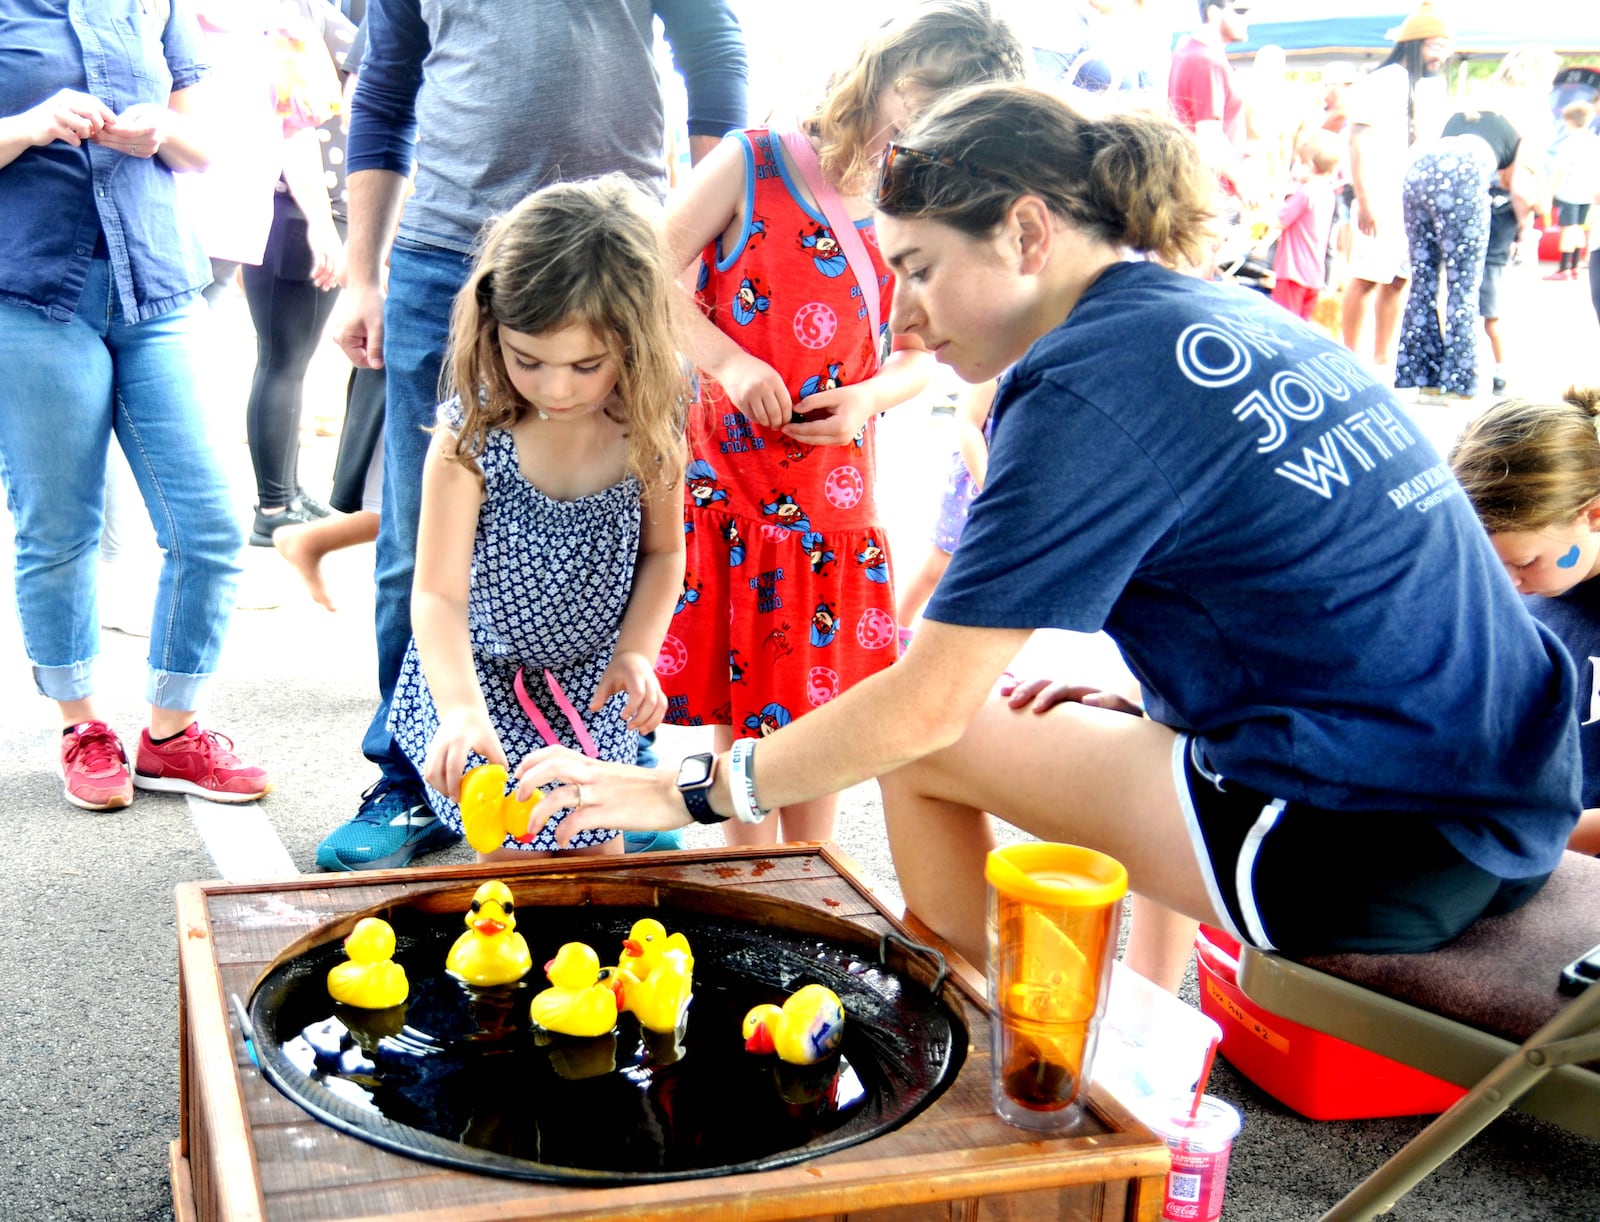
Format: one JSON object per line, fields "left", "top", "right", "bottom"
{"left": 984, "top": 842, "right": 1128, "bottom": 1132}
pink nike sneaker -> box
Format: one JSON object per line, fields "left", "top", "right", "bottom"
{"left": 61, "top": 720, "right": 134, "bottom": 811}
{"left": 133, "top": 723, "right": 272, "bottom": 803}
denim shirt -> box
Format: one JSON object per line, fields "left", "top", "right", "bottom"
{"left": 0, "top": 0, "right": 211, "bottom": 324}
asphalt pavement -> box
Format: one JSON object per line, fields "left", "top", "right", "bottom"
{"left": 1, "top": 265, "right": 1598, "bottom": 1220}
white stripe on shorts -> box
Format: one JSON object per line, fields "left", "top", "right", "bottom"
{"left": 1236, "top": 800, "right": 1284, "bottom": 952}
{"left": 1172, "top": 735, "right": 1248, "bottom": 947}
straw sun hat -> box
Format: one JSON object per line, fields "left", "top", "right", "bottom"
{"left": 1385, "top": 1, "right": 1452, "bottom": 44}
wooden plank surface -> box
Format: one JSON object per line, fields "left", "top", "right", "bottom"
{"left": 178, "top": 845, "right": 1170, "bottom": 1221}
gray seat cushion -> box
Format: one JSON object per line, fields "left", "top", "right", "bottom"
{"left": 1294, "top": 852, "right": 1600, "bottom": 1049}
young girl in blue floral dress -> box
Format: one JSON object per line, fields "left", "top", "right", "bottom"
{"left": 388, "top": 177, "right": 688, "bottom": 859}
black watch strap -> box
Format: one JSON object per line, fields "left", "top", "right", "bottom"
{"left": 677, "top": 752, "right": 726, "bottom": 824}
{"left": 681, "top": 782, "right": 725, "bottom": 824}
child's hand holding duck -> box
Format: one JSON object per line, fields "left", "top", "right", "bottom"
{"left": 458, "top": 762, "right": 542, "bottom": 853}
{"left": 422, "top": 706, "right": 507, "bottom": 802}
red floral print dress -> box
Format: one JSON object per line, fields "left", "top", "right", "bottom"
{"left": 660, "top": 128, "right": 900, "bottom": 735}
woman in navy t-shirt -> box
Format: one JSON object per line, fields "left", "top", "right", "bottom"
{"left": 525, "top": 83, "right": 1580, "bottom": 989}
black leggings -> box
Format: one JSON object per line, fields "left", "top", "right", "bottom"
{"left": 242, "top": 192, "right": 340, "bottom": 509}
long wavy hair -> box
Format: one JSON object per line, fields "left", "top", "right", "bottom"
{"left": 803, "top": 0, "right": 1027, "bottom": 196}
{"left": 442, "top": 175, "right": 688, "bottom": 492}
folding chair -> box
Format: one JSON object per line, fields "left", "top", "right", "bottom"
{"left": 1234, "top": 850, "right": 1600, "bottom": 1221}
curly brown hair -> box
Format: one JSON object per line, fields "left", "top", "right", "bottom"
{"left": 442, "top": 175, "right": 688, "bottom": 492}
{"left": 1449, "top": 387, "right": 1600, "bottom": 533}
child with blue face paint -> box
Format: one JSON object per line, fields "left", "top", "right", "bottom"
{"left": 1452, "top": 387, "right": 1600, "bottom": 853}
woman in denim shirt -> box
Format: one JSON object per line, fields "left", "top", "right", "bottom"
{"left": 0, "top": 0, "right": 270, "bottom": 810}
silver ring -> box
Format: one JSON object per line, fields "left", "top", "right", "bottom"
{"left": 575, "top": 784, "right": 587, "bottom": 809}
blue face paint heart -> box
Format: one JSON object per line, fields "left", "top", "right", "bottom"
{"left": 1557, "top": 544, "right": 1582, "bottom": 569}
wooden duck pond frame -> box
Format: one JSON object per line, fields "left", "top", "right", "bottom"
{"left": 173, "top": 843, "right": 1173, "bottom": 1221}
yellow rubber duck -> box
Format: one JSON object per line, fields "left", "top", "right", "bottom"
{"left": 445, "top": 880, "right": 532, "bottom": 986}
{"left": 458, "top": 763, "right": 542, "bottom": 853}
{"left": 743, "top": 983, "right": 846, "bottom": 1065}
{"left": 615, "top": 918, "right": 695, "bottom": 1034}
{"left": 616, "top": 918, "right": 694, "bottom": 979}
{"left": 327, "top": 916, "right": 409, "bottom": 1009}
{"left": 529, "top": 942, "right": 621, "bottom": 1037}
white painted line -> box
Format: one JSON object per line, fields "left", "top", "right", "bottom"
{"left": 187, "top": 794, "right": 299, "bottom": 881}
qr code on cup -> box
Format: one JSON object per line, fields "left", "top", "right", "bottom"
{"left": 1169, "top": 1172, "right": 1202, "bottom": 1203}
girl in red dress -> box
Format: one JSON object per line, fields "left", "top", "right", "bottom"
{"left": 660, "top": 1, "right": 1026, "bottom": 843}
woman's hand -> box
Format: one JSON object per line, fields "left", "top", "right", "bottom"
{"left": 590, "top": 650, "right": 667, "bottom": 735}
{"left": 97, "top": 102, "right": 170, "bottom": 158}
{"left": 16, "top": 89, "right": 115, "bottom": 148}
{"left": 513, "top": 745, "right": 692, "bottom": 847}
{"left": 714, "top": 350, "right": 793, "bottom": 430}
{"left": 422, "top": 706, "right": 508, "bottom": 800}
{"left": 1000, "top": 677, "right": 1145, "bottom": 717}
{"left": 783, "top": 381, "right": 880, "bottom": 447}
{"left": 305, "top": 218, "right": 344, "bottom": 291}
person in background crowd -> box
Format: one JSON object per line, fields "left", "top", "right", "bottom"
{"left": 1449, "top": 48, "right": 1556, "bottom": 395}
{"left": 1005, "top": 0, "right": 1157, "bottom": 97}
{"left": 1168, "top": 0, "right": 1257, "bottom": 213}
{"left": 1270, "top": 129, "right": 1340, "bottom": 322}
{"left": 1393, "top": 100, "right": 1510, "bottom": 401}
{"left": 1341, "top": 1, "right": 1453, "bottom": 373}
{"left": 0, "top": 0, "right": 271, "bottom": 812}
{"left": 1320, "top": 61, "right": 1360, "bottom": 136}
{"left": 1547, "top": 102, "right": 1600, "bottom": 281}
{"left": 238, "top": 1, "right": 352, "bottom": 545}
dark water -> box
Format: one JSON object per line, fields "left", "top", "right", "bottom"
{"left": 250, "top": 905, "right": 964, "bottom": 1182}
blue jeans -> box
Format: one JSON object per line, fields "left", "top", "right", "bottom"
{"left": 362, "top": 238, "right": 475, "bottom": 783}
{"left": 0, "top": 259, "right": 242, "bottom": 708}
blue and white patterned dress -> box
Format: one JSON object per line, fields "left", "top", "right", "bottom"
{"left": 388, "top": 402, "right": 641, "bottom": 851}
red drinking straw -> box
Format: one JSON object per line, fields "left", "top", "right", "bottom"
{"left": 1189, "top": 1036, "right": 1221, "bottom": 1121}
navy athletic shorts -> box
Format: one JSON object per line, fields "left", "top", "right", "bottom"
{"left": 1174, "top": 736, "right": 1549, "bottom": 955}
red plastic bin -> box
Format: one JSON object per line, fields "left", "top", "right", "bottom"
{"left": 1194, "top": 925, "right": 1467, "bottom": 1121}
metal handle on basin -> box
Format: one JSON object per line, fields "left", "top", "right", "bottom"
{"left": 879, "top": 931, "right": 947, "bottom": 996}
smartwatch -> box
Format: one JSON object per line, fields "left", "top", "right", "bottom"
{"left": 675, "top": 752, "right": 725, "bottom": 824}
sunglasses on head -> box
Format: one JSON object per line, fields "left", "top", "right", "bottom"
{"left": 875, "top": 142, "right": 1021, "bottom": 211}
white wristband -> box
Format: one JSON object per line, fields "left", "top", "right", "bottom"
{"left": 728, "top": 738, "right": 770, "bottom": 824}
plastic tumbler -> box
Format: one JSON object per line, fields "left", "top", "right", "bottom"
{"left": 1140, "top": 1094, "right": 1243, "bottom": 1221}
{"left": 984, "top": 842, "right": 1128, "bottom": 1131}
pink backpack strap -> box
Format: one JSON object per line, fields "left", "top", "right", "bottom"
{"left": 778, "top": 129, "right": 882, "bottom": 362}
{"left": 513, "top": 667, "right": 601, "bottom": 759}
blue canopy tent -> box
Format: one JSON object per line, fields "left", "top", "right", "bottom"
{"left": 1227, "top": 13, "right": 1600, "bottom": 62}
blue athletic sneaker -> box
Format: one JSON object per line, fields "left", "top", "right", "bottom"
{"left": 635, "top": 730, "right": 659, "bottom": 770}
{"left": 624, "top": 827, "right": 688, "bottom": 853}
{"left": 622, "top": 732, "right": 682, "bottom": 852}
{"left": 315, "top": 779, "right": 460, "bottom": 871}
